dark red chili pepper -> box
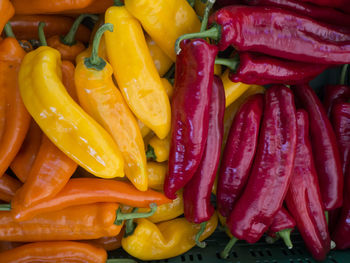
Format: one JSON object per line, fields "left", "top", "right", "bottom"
{"left": 323, "top": 85, "right": 350, "bottom": 118}
{"left": 292, "top": 84, "right": 343, "bottom": 210}
{"left": 216, "top": 93, "right": 263, "bottom": 217}
{"left": 164, "top": 39, "right": 218, "bottom": 200}
{"left": 215, "top": 0, "right": 244, "bottom": 7}
{"left": 226, "top": 85, "right": 297, "bottom": 244}
{"left": 226, "top": 52, "right": 328, "bottom": 85}
{"left": 297, "top": 0, "right": 350, "bottom": 13}
{"left": 244, "top": 0, "right": 350, "bottom": 27}
{"left": 285, "top": 110, "right": 330, "bottom": 261}
{"left": 183, "top": 76, "right": 225, "bottom": 224}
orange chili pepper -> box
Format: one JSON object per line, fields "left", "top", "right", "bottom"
{"left": 8, "top": 15, "right": 91, "bottom": 43}
{"left": 0, "top": 174, "right": 22, "bottom": 203}
{"left": 11, "top": 178, "right": 170, "bottom": 221}
{"left": 0, "top": 241, "right": 108, "bottom": 263}
{"left": 0, "top": 203, "right": 122, "bottom": 242}
{"left": 86, "top": 228, "right": 125, "bottom": 251}
{"left": 11, "top": 135, "right": 77, "bottom": 212}
{"left": 61, "top": 60, "right": 79, "bottom": 102}
{"left": 63, "top": 0, "right": 114, "bottom": 14}
{"left": 10, "top": 121, "right": 42, "bottom": 183}
{"left": 0, "top": 241, "right": 23, "bottom": 253}
{"left": 0, "top": 36, "right": 31, "bottom": 178}
{"left": 0, "top": 0, "right": 14, "bottom": 35}
{"left": 11, "top": 0, "right": 94, "bottom": 15}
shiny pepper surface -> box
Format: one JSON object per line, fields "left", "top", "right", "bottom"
{"left": 18, "top": 46, "right": 124, "bottom": 179}
{"left": 122, "top": 212, "right": 218, "bottom": 261}
{"left": 0, "top": 0, "right": 14, "bottom": 35}
{"left": 105, "top": 6, "right": 171, "bottom": 140}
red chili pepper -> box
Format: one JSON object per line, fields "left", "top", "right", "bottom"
{"left": 164, "top": 39, "right": 218, "bottom": 199}
{"left": 323, "top": 85, "right": 350, "bottom": 118}
{"left": 183, "top": 76, "right": 225, "bottom": 224}
{"left": 285, "top": 110, "right": 330, "bottom": 260}
{"left": 226, "top": 85, "right": 297, "bottom": 243}
{"left": 244, "top": 0, "right": 350, "bottom": 27}
{"left": 297, "top": 0, "right": 350, "bottom": 13}
{"left": 216, "top": 94, "right": 264, "bottom": 217}
{"left": 292, "top": 84, "right": 343, "bottom": 210}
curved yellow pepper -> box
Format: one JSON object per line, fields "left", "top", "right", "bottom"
{"left": 137, "top": 119, "right": 152, "bottom": 138}
{"left": 124, "top": 0, "right": 201, "bottom": 61}
{"left": 122, "top": 212, "right": 218, "bottom": 261}
{"left": 147, "top": 135, "right": 170, "bottom": 163}
{"left": 160, "top": 78, "right": 174, "bottom": 100}
{"left": 105, "top": 6, "right": 171, "bottom": 139}
{"left": 147, "top": 161, "right": 167, "bottom": 191}
{"left": 18, "top": 46, "right": 124, "bottom": 179}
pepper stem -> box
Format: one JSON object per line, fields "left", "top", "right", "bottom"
{"left": 331, "top": 240, "right": 336, "bottom": 249}
{"left": 325, "top": 211, "right": 329, "bottom": 225}
{"left": 195, "top": 222, "right": 208, "bottom": 248}
{"left": 38, "top": 22, "right": 47, "bottom": 46}
{"left": 220, "top": 236, "right": 239, "bottom": 259}
{"left": 0, "top": 204, "right": 11, "bottom": 211}
{"left": 265, "top": 235, "right": 280, "bottom": 244}
{"left": 106, "top": 259, "right": 138, "bottom": 263}
{"left": 340, "top": 64, "right": 348, "bottom": 85}
{"left": 125, "top": 208, "right": 138, "bottom": 236}
{"left": 175, "top": 25, "right": 221, "bottom": 55}
{"left": 115, "top": 203, "right": 157, "bottom": 225}
{"left": 113, "top": 0, "right": 124, "bottom": 6}
{"left": 200, "top": 0, "right": 215, "bottom": 32}
{"left": 84, "top": 23, "right": 113, "bottom": 71}
{"left": 215, "top": 57, "right": 239, "bottom": 72}
{"left": 278, "top": 228, "right": 293, "bottom": 249}
{"left": 61, "top": 14, "right": 98, "bottom": 46}
{"left": 4, "top": 23, "right": 15, "bottom": 38}
{"left": 146, "top": 145, "right": 157, "bottom": 160}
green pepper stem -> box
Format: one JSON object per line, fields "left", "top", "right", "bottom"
{"left": 0, "top": 204, "right": 11, "bottom": 211}
{"left": 278, "top": 228, "right": 293, "bottom": 249}
{"left": 85, "top": 23, "right": 113, "bottom": 71}
{"left": 38, "top": 22, "right": 47, "bottom": 46}
{"left": 215, "top": 57, "right": 239, "bottom": 72}
{"left": 106, "top": 259, "right": 138, "bottom": 263}
{"left": 146, "top": 145, "right": 157, "bottom": 160}
{"left": 125, "top": 208, "right": 138, "bottom": 237}
{"left": 175, "top": 25, "right": 221, "bottom": 55}
{"left": 220, "top": 236, "right": 239, "bottom": 259}
{"left": 340, "top": 64, "right": 349, "bottom": 85}
{"left": 265, "top": 235, "right": 280, "bottom": 244}
{"left": 61, "top": 14, "right": 98, "bottom": 46}
{"left": 115, "top": 203, "right": 157, "bottom": 225}
{"left": 114, "top": 0, "right": 124, "bottom": 6}
{"left": 4, "top": 23, "right": 15, "bottom": 38}
{"left": 195, "top": 221, "right": 208, "bottom": 248}
{"left": 200, "top": 0, "right": 215, "bottom": 33}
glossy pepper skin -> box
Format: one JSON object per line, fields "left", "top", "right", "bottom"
{"left": 245, "top": 0, "right": 350, "bottom": 27}
{"left": 217, "top": 94, "right": 264, "bottom": 217}
{"left": 298, "top": 0, "right": 350, "bottom": 13}
{"left": 229, "top": 52, "right": 328, "bottom": 85}
{"left": 268, "top": 207, "right": 296, "bottom": 235}
{"left": 0, "top": 174, "right": 22, "bottom": 203}
{"left": 292, "top": 84, "right": 343, "bottom": 210}
{"left": 18, "top": 46, "right": 124, "bottom": 179}
{"left": 124, "top": 0, "right": 201, "bottom": 61}
{"left": 0, "top": 0, "right": 14, "bottom": 35}
{"left": 11, "top": 178, "right": 170, "bottom": 222}
{"left": 323, "top": 85, "right": 350, "bottom": 118}
{"left": 122, "top": 213, "right": 218, "bottom": 261}
{"left": 1, "top": 203, "right": 122, "bottom": 242}
{"left": 147, "top": 161, "right": 167, "bottom": 191}
{"left": 47, "top": 35, "right": 85, "bottom": 63}
{"left": 0, "top": 241, "right": 108, "bottom": 263}
{"left": 105, "top": 6, "right": 171, "bottom": 140}
{"left": 0, "top": 37, "right": 31, "bottom": 179}
{"left": 86, "top": 229, "right": 125, "bottom": 251}
{"left": 164, "top": 39, "right": 218, "bottom": 199}
{"left": 147, "top": 135, "right": 170, "bottom": 162}
{"left": 183, "top": 76, "right": 225, "bottom": 224}
{"left": 227, "top": 85, "right": 297, "bottom": 243}
{"left": 209, "top": 6, "right": 350, "bottom": 64}
{"left": 285, "top": 110, "right": 330, "bottom": 260}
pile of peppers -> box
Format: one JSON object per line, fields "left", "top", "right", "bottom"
{"left": 0, "top": 0, "right": 349, "bottom": 262}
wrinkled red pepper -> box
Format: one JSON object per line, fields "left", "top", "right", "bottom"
{"left": 183, "top": 76, "right": 225, "bottom": 224}
{"left": 164, "top": 39, "right": 218, "bottom": 200}
{"left": 217, "top": 94, "right": 264, "bottom": 217}
{"left": 285, "top": 110, "right": 330, "bottom": 261}
{"left": 292, "top": 84, "right": 343, "bottom": 210}
{"left": 323, "top": 85, "right": 350, "bottom": 118}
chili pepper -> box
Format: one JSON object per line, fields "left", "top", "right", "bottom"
{"left": 18, "top": 23, "right": 125, "bottom": 180}
{"left": 324, "top": 85, "right": 350, "bottom": 118}
{"left": 215, "top": 0, "right": 243, "bottom": 7}
{"left": 61, "top": 60, "right": 79, "bottom": 102}
{"left": 221, "top": 52, "right": 328, "bottom": 85}
{"left": 245, "top": 0, "right": 350, "bottom": 27}
{"left": 180, "top": 6, "right": 350, "bottom": 64}
{"left": 75, "top": 24, "right": 148, "bottom": 191}
{"left": 0, "top": 33, "right": 31, "bottom": 179}
{"left": 137, "top": 119, "right": 152, "bottom": 138}
{"left": 105, "top": 6, "right": 171, "bottom": 140}
{"left": 0, "top": 241, "right": 23, "bottom": 253}
{"left": 122, "top": 212, "right": 218, "bottom": 261}
{"left": 161, "top": 78, "right": 174, "bottom": 99}
{"left": 86, "top": 228, "right": 125, "bottom": 251}
{"left": 11, "top": 178, "right": 170, "bottom": 221}
{"left": 164, "top": 39, "right": 218, "bottom": 199}
{"left": 146, "top": 135, "right": 170, "bottom": 162}
{"left": 297, "top": 0, "right": 350, "bottom": 13}
{"left": 226, "top": 85, "right": 297, "bottom": 244}
{"left": 285, "top": 110, "right": 330, "bottom": 260}
{"left": 217, "top": 94, "right": 264, "bottom": 218}
{"left": 0, "top": 174, "right": 22, "bottom": 203}
{"left": 183, "top": 76, "right": 225, "bottom": 226}
{"left": 0, "top": 0, "right": 14, "bottom": 35}
{"left": 8, "top": 15, "right": 91, "bottom": 43}
{"left": 63, "top": 0, "right": 115, "bottom": 14}
{"left": 195, "top": 0, "right": 206, "bottom": 17}
{"left": 292, "top": 84, "right": 343, "bottom": 210}
{"left": 47, "top": 14, "right": 97, "bottom": 63}
{"left": 147, "top": 161, "right": 167, "bottom": 191}
{"left": 124, "top": 0, "right": 201, "bottom": 61}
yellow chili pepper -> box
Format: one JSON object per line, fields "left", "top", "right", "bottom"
{"left": 195, "top": 0, "right": 206, "bottom": 17}
{"left": 147, "top": 161, "right": 167, "bottom": 191}
{"left": 137, "top": 119, "right": 152, "bottom": 138}
{"left": 18, "top": 24, "right": 124, "bottom": 180}
{"left": 75, "top": 24, "right": 148, "bottom": 191}
{"left": 122, "top": 212, "right": 218, "bottom": 261}
{"left": 124, "top": 0, "right": 201, "bottom": 61}
{"left": 146, "top": 135, "right": 170, "bottom": 163}
{"left": 160, "top": 78, "right": 174, "bottom": 100}
{"left": 105, "top": 6, "right": 171, "bottom": 139}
